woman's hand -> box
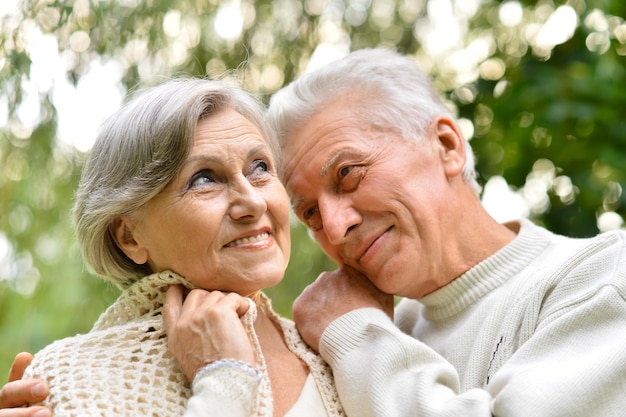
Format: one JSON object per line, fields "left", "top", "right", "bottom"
{"left": 0, "top": 352, "right": 50, "bottom": 417}
{"left": 163, "top": 285, "right": 256, "bottom": 382}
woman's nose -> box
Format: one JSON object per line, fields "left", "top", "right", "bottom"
{"left": 228, "top": 179, "right": 267, "bottom": 220}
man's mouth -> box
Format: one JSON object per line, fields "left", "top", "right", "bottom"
{"left": 356, "top": 226, "right": 393, "bottom": 263}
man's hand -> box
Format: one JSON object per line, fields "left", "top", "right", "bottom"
{"left": 293, "top": 266, "right": 395, "bottom": 352}
{"left": 163, "top": 285, "right": 256, "bottom": 382}
{"left": 0, "top": 352, "right": 51, "bottom": 417}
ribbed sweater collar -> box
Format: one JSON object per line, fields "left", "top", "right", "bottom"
{"left": 419, "top": 219, "right": 553, "bottom": 320}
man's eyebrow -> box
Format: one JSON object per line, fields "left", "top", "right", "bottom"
{"left": 290, "top": 195, "right": 304, "bottom": 212}
{"left": 320, "top": 150, "right": 350, "bottom": 177}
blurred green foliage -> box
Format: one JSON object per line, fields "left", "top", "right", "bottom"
{"left": 1, "top": 0, "right": 625, "bottom": 377}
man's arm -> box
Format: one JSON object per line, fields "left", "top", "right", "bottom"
{"left": 292, "top": 266, "right": 395, "bottom": 352}
{"left": 294, "top": 269, "right": 492, "bottom": 417}
{"left": 322, "top": 308, "right": 493, "bottom": 417}
{"left": 0, "top": 353, "right": 50, "bottom": 417}
{"left": 296, "top": 268, "right": 626, "bottom": 417}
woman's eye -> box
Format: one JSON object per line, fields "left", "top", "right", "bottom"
{"left": 247, "top": 160, "right": 272, "bottom": 183}
{"left": 189, "top": 170, "right": 215, "bottom": 188}
{"left": 251, "top": 159, "right": 269, "bottom": 173}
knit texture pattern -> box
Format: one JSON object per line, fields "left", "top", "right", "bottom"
{"left": 23, "top": 270, "right": 345, "bottom": 417}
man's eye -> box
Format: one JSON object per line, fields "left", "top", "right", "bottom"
{"left": 189, "top": 170, "right": 215, "bottom": 188}
{"left": 338, "top": 165, "right": 364, "bottom": 192}
{"left": 303, "top": 206, "right": 318, "bottom": 220}
{"left": 302, "top": 206, "right": 322, "bottom": 231}
{"left": 339, "top": 166, "right": 352, "bottom": 178}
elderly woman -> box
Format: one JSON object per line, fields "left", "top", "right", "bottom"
{"left": 2, "top": 78, "right": 344, "bottom": 417}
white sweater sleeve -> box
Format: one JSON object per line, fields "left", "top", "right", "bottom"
{"left": 184, "top": 366, "right": 261, "bottom": 417}
{"left": 320, "top": 308, "right": 492, "bottom": 417}
{"left": 320, "top": 284, "right": 626, "bottom": 417}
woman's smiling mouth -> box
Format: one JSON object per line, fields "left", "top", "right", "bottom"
{"left": 225, "top": 232, "right": 271, "bottom": 247}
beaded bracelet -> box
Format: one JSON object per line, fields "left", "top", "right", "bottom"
{"left": 193, "top": 359, "right": 262, "bottom": 385}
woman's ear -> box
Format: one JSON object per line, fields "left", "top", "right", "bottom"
{"left": 433, "top": 116, "right": 466, "bottom": 178}
{"left": 109, "top": 216, "right": 149, "bottom": 265}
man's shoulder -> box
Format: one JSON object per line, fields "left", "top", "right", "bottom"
{"left": 528, "top": 227, "right": 626, "bottom": 314}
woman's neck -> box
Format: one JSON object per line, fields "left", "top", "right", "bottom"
{"left": 251, "top": 295, "right": 310, "bottom": 417}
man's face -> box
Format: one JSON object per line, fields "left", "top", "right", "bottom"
{"left": 282, "top": 97, "right": 456, "bottom": 298}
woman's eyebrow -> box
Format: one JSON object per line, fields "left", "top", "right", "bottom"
{"left": 247, "top": 143, "right": 268, "bottom": 159}
{"left": 181, "top": 143, "right": 268, "bottom": 168}
{"left": 181, "top": 155, "right": 220, "bottom": 167}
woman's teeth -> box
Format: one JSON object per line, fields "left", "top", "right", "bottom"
{"left": 226, "top": 232, "right": 269, "bottom": 247}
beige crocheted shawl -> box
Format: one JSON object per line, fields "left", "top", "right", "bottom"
{"left": 24, "top": 271, "right": 345, "bottom": 417}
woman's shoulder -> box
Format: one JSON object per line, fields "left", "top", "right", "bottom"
{"left": 24, "top": 324, "right": 139, "bottom": 377}
{"left": 23, "top": 320, "right": 190, "bottom": 414}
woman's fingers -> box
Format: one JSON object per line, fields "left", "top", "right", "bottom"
{"left": 163, "top": 285, "right": 185, "bottom": 338}
{"left": 161, "top": 289, "right": 256, "bottom": 381}
{"left": 235, "top": 296, "right": 252, "bottom": 318}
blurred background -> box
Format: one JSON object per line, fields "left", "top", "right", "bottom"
{"left": 1, "top": 0, "right": 625, "bottom": 376}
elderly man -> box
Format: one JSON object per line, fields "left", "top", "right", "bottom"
{"left": 2, "top": 48, "right": 626, "bottom": 417}
{"left": 266, "top": 48, "right": 626, "bottom": 416}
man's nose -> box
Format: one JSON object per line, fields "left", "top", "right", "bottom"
{"left": 318, "top": 195, "right": 361, "bottom": 245}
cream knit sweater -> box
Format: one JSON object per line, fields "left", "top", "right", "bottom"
{"left": 24, "top": 271, "right": 344, "bottom": 417}
{"left": 320, "top": 219, "right": 626, "bottom": 416}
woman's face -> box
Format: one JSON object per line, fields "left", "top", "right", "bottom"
{"left": 123, "top": 108, "right": 291, "bottom": 296}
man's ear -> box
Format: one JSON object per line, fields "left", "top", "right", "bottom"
{"left": 109, "top": 216, "right": 149, "bottom": 265}
{"left": 433, "top": 116, "right": 466, "bottom": 178}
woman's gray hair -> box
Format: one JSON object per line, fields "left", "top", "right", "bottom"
{"left": 266, "top": 48, "right": 481, "bottom": 195}
{"left": 73, "top": 78, "right": 273, "bottom": 289}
